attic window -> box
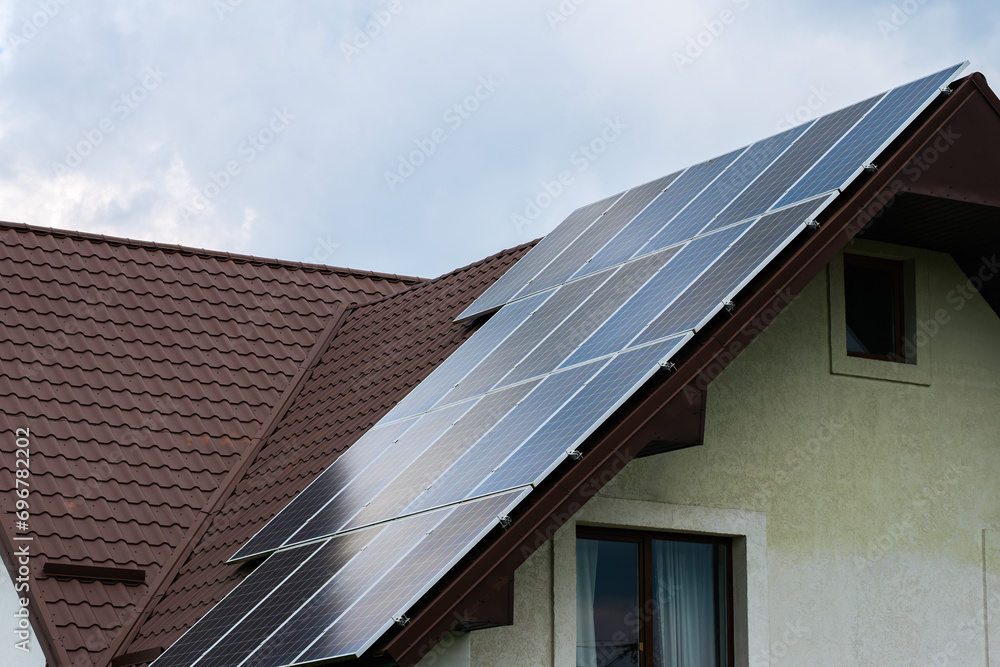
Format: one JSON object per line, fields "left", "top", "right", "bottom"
{"left": 844, "top": 255, "right": 907, "bottom": 363}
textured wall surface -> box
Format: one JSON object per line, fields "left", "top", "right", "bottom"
{"left": 467, "top": 245, "right": 1000, "bottom": 666}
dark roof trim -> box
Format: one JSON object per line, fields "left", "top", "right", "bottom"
{"left": 99, "top": 305, "right": 352, "bottom": 667}
{"left": 42, "top": 562, "right": 145, "bottom": 584}
{"left": 0, "top": 219, "right": 425, "bottom": 284}
{"left": 381, "top": 73, "right": 989, "bottom": 666}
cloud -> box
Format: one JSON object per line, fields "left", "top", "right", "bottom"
{"left": 0, "top": 0, "right": 996, "bottom": 277}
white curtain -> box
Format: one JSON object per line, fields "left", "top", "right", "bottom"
{"left": 576, "top": 539, "right": 600, "bottom": 667}
{"left": 652, "top": 540, "right": 718, "bottom": 667}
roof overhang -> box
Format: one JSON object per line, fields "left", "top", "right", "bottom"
{"left": 376, "top": 72, "right": 1000, "bottom": 666}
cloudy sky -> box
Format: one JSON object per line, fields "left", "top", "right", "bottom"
{"left": 0, "top": 1, "right": 997, "bottom": 279}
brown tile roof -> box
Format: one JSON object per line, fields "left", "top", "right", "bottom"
{"left": 0, "top": 221, "right": 422, "bottom": 667}
{"left": 120, "top": 239, "right": 536, "bottom": 664}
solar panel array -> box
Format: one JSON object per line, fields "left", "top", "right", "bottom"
{"left": 154, "top": 62, "right": 966, "bottom": 667}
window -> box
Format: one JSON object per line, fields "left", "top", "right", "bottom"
{"left": 576, "top": 528, "right": 733, "bottom": 667}
{"left": 843, "top": 254, "right": 906, "bottom": 362}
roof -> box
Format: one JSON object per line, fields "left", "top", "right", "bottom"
{"left": 0, "top": 221, "right": 421, "bottom": 666}
{"left": 117, "top": 240, "right": 535, "bottom": 663}
{"left": 7, "top": 69, "right": 1000, "bottom": 667}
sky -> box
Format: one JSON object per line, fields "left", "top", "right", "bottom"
{"left": 0, "top": 1, "right": 997, "bottom": 279}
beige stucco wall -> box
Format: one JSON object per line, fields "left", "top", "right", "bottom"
{"left": 468, "top": 244, "right": 1000, "bottom": 666}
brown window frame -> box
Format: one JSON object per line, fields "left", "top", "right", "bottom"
{"left": 843, "top": 254, "right": 907, "bottom": 363}
{"left": 576, "top": 526, "right": 735, "bottom": 667}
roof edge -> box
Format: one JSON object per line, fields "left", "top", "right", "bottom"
{"left": 0, "top": 219, "right": 425, "bottom": 284}
{"left": 381, "top": 72, "right": 985, "bottom": 667}
{"left": 97, "top": 305, "right": 351, "bottom": 667}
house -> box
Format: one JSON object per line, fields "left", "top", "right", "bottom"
{"left": 2, "top": 63, "right": 999, "bottom": 667}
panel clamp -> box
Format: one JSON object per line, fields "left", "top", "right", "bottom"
{"left": 497, "top": 514, "right": 513, "bottom": 529}
{"left": 392, "top": 614, "right": 410, "bottom": 627}
{"left": 723, "top": 300, "right": 736, "bottom": 313}
{"left": 659, "top": 360, "right": 677, "bottom": 372}
{"left": 565, "top": 447, "right": 583, "bottom": 461}
{"left": 863, "top": 163, "right": 878, "bottom": 173}
{"left": 805, "top": 219, "right": 820, "bottom": 230}
{"left": 939, "top": 85, "right": 953, "bottom": 96}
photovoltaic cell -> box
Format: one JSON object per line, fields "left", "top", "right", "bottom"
{"left": 233, "top": 418, "right": 417, "bottom": 561}
{"left": 283, "top": 400, "right": 476, "bottom": 547}
{"left": 512, "top": 173, "right": 679, "bottom": 300}
{"left": 701, "top": 96, "right": 879, "bottom": 233}
{"left": 293, "top": 490, "right": 529, "bottom": 663}
{"left": 775, "top": 63, "right": 966, "bottom": 208}
{"left": 232, "top": 509, "right": 449, "bottom": 667}
{"left": 561, "top": 222, "right": 750, "bottom": 367}
{"left": 436, "top": 271, "right": 611, "bottom": 406}
{"left": 404, "top": 360, "right": 603, "bottom": 514}
{"left": 387, "top": 290, "right": 551, "bottom": 421}
{"left": 193, "top": 528, "right": 383, "bottom": 667}
{"left": 151, "top": 541, "right": 330, "bottom": 667}
{"left": 498, "top": 246, "right": 681, "bottom": 388}
{"left": 573, "top": 148, "right": 745, "bottom": 279}
{"left": 470, "top": 336, "right": 691, "bottom": 498}
{"left": 634, "top": 196, "right": 832, "bottom": 345}
{"left": 637, "top": 124, "right": 809, "bottom": 257}
{"left": 456, "top": 192, "right": 623, "bottom": 321}
{"left": 342, "top": 381, "right": 540, "bottom": 531}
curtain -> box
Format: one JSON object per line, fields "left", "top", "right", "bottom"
{"left": 576, "top": 538, "right": 600, "bottom": 667}
{"left": 652, "top": 540, "right": 718, "bottom": 667}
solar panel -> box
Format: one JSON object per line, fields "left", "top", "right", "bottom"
{"left": 510, "top": 173, "right": 680, "bottom": 301}
{"left": 233, "top": 418, "right": 418, "bottom": 561}
{"left": 324, "top": 380, "right": 539, "bottom": 536}
{"left": 387, "top": 290, "right": 552, "bottom": 421}
{"left": 172, "top": 64, "right": 968, "bottom": 667}
{"left": 280, "top": 400, "right": 477, "bottom": 546}
{"left": 633, "top": 123, "right": 810, "bottom": 257}
{"left": 700, "top": 96, "right": 878, "bottom": 233}
{"left": 572, "top": 148, "right": 745, "bottom": 279}
{"left": 469, "top": 335, "right": 692, "bottom": 498}
{"left": 774, "top": 64, "right": 965, "bottom": 208}
{"left": 635, "top": 195, "right": 834, "bottom": 344}
{"left": 293, "top": 489, "right": 528, "bottom": 663}
{"left": 438, "top": 270, "right": 611, "bottom": 405}
{"left": 561, "top": 222, "right": 750, "bottom": 367}
{"left": 456, "top": 192, "right": 624, "bottom": 321}
{"left": 403, "top": 359, "right": 603, "bottom": 515}
{"left": 499, "top": 246, "right": 682, "bottom": 387}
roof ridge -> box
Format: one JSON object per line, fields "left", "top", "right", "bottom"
{"left": 0, "top": 219, "right": 426, "bottom": 285}
{"left": 344, "top": 238, "right": 541, "bottom": 313}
